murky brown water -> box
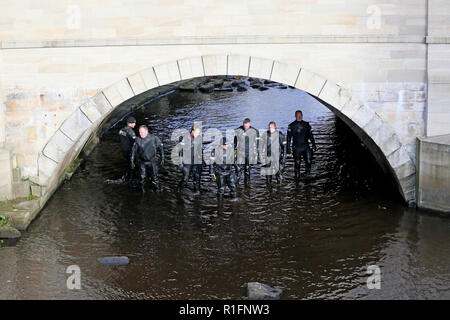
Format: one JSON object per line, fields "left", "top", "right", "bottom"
{"left": 1, "top": 85, "right": 449, "bottom": 299}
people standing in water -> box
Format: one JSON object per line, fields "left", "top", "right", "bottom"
{"left": 286, "top": 110, "right": 317, "bottom": 180}
{"left": 177, "top": 124, "right": 203, "bottom": 194}
{"left": 118, "top": 116, "right": 137, "bottom": 182}
{"left": 209, "top": 136, "right": 238, "bottom": 198}
{"left": 234, "top": 118, "right": 260, "bottom": 184}
{"left": 260, "top": 121, "right": 287, "bottom": 184}
{"left": 131, "top": 125, "right": 164, "bottom": 193}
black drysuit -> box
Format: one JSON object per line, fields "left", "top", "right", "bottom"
{"left": 234, "top": 125, "right": 260, "bottom": 182}
{"left": 260, "top": 129, "right": 287, "bottom": 183}
{"left": 119, "top": 125, "right": 136, "bottom": 181}
{"left": 131, "top": 133, "right": 164, "bottom": 192}
{"left": 286, "top": 120, "right": 316, "bottom": 177}
{"left": 178, "top": 133, "right": 203, "bottom": 192}
{"left": 209, "top": 142, "right": 237, "bottom": 197}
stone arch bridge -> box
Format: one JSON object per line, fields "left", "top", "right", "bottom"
{"left": 0, "top": 0, "right": 449, "bottom": 216}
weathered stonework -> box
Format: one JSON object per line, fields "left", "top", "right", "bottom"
{"left": 0, "top": 0, "right": 449, "bottom": 217}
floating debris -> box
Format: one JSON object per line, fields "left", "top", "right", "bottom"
{"left": 98, "top": 256, "right": 130, "bottom": 266}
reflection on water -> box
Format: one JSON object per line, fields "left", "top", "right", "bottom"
{"left": 1, "top": 87, "right": 449, "bottom": 300}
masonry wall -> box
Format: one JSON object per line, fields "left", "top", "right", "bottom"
{"left": 427, "top": 0, "right": 450, "bottom": 136}
{"left": 0, "top": 0, "right": 426, "bottom": 41}
{"left": 1, "top": 0, "right": 447, "bottom": 202}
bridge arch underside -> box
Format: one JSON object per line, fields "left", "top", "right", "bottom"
{"left": 36, "top": 55, "right": 416, "bottom": 206}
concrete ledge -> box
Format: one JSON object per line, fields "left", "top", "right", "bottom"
{"left": 0, "top": 35, "right": 428, "bottom": 50}
{"left": 417, "top": 135, "right": 450, "bottom": 213}
{"left": 0, "top": 198, "right": 40, "bottom": 232}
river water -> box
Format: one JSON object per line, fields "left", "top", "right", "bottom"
{"left": 1, "top": 85, "right": 449, "bottom": 300}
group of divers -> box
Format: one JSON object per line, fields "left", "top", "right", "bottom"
{"left": 118, "top": 109, "right": 317, "bottom": 198}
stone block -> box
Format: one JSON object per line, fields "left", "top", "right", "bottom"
{"left": 202, "top": 55, "right": 227, "bottom": 76}
{"left": 127, "top": 72, "right": 148, "bottom": 95}
{"left": 31, "top": 185, "right": 41, "bottom": 197}
{"left": 387, "top": 145, "right": 413, "bottom": 169}
{"left": 154, "top": 61, "right": 181, "bottom": 86}
{"left": 0, "top": 149, "right": 13, "bottom": 201}
{"left": 102, "top": 78, "right": 135, "bottom": 108}
{"left": 0, "top": 226, "right": 21, "bottom": 239}
{"left": 248, "top": 57, "right": 273, "bottom": 80}
{"left": 139, "top": 67, "right": 160, "bottom": 90}
{"left": 351, "top": 105, "right": 376, "bottom": 129}
{"left": 270, "top": 60, "right": 300, "bottom": 86}
{"left": 295, "top": 69, "right": 327, "bottom": 96}
{"left": 362, "top": 114, "right": 383, "bottom": 137}
{"left": 227, "top": 55, "right": 250, "bottom": 76}
{"left": 60, "top": 108, "right": 92, "bottom": 141}
{"left": 318, "top": 81, "right": 351, "bottom": 110}
{"left": 340, "top": 100, "right": 362, "bottom": 120}
{"left": 42, "top": 130, "right": 73, "bottom": 163}
{"left": 371, "top": 123, "right": 401, "bottom": 156}
{"left": 83, "top": 92, "right": 113, "bottom": 119}
{"left": 178, "top": 56, "right": 204, "bottom": 80}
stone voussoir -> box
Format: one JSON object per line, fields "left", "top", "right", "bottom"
{"left": 102, "top": 78, "right": 135, "bottom": 108}
{"left": 270, "top": 60, "right": 300, "bottom": 86}
{"left": 248, "top": 56, "right": 273, "bottom": 80}
{"left": 202, "top": 54, "right": 227, "bottom": 76}
{"left": 42, "top": 129, "right": 74, "bottom": 163}
{"left": 178, "top": 56, "right": 204, "bottom": 80}
{"left": 295, "top": 69, "right": 327, "bottom": 96}
{"left": 60, "top": 107, "right": 92, "bottom": 142}
{"left": 227, "top": 54, "right": 250, "bottom": 76}
{"left": 153, "top": 61, "right": 182, "bottom": 86}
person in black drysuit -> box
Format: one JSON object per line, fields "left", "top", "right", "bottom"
{"left": 130, "top": 125, "right": 164, "bottom": 193}
{"left": 118, "top": 116, "right": 137, "bottom": 182}
{"left": 260, "top": 121, "right": 287, "bottom": 184}
{"left": 287, "top": 110, "right": 317, "bottom": 180}
{"left": 177, "top": 125, "right": 203, "bottom": 194}
{"left": 209, "top": 136, "right": 237, "bottom": 198}
{"left": 234, "top": 118, "right": 260, "bottom": 183}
